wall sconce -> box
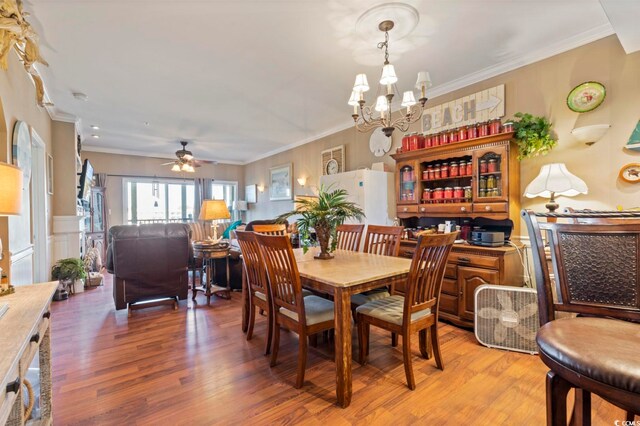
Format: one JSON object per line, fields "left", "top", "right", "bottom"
{"left": 571, "top": 124, "right": 610, "bottom": 146}
{"left": 297, "top": 177, "right": 307, "bottom": 187}
{"left": 257, "top": 184, "right": 265, "bottom": 193}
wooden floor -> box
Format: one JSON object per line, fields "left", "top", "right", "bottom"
{"left": 50, "top": 275, "right": 625, "bottom": 425}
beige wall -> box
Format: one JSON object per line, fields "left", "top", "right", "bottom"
{"left": 0, "top": 51, "right": 53, "bottom": 277}
{"left": 83, "top": 151, "right": 244, "bottom": 227}
{"left": 245, "top": 36, "right": 640, "bottom": 231}
{"left": 52, "top": 121, "right": 78, "bottom": 216}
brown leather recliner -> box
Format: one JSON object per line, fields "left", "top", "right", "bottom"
{"left": 107, "top": 223, "right": 190, "bottom": 312}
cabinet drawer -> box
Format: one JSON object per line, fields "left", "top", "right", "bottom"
{"left": 397, "top": 205, "right": 418, "bottom": 215}
{"left": 449, "top": 252, "right": 500, "bottom": 270}
{"left": 420, "top": 203, "right": 472, "bottom": 214}
{"left": 20, "top": 317, "right": 49, "bottom": 376}
{"left": 442, "top": 278, "right": 457, "bottom": 295}
{"left": 445, "top": 264, "right": 457, "bottom": 279}
{"left": 473, "top": 202, "right": 508, "bottom": 214}
{"left": 439, "top": 293, "right": 458, "bottom": 315}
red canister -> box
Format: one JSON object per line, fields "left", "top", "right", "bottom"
{"left": 417, "top": 133, "right": 425, "bottom": 149}
{"left": 425, "top": 134, "right": 433, "bottom": 148}
{"left": 449, "top": 161, "right": 459, "bottom": 177}
{"left": 422, "top": 170, "right": 429, "bottom": 181}
{"left": 459, "top": 161, "right": 466, "bottom": 176}
{"left": 422, "top": 188, "right": 430, "bottom": 201}
{"left": 433, "top": 187, "right": 443, "bottom": 201}
{"left": 480, "top": 160, "right": 488, "bottom": 174}
{"left": 440, "top": 132, "right": 449, "bottom": 145}
{"left": 449, "top": 130, "right": 458, "bottom": 143}
{"left": 466, "top": 161, "right": 473, "bottom": 176}
{"left": 488, "top": 159, "right": 498, "bottom": 173}
{"left": 428, "top": 165, "right": 436, "bottom": 180}
{"left": 477, "top": 122, "right": 488, "bottom": 137}
{"left": 458, "top": 126, "right": 467, "bottom": 141}
{"left": 408, "top": 133, "right": 418, "bottom": 151}
{"left": 440, "top": 163, "right": 449, "bottom": 178}
{"left": 402, "top": 134, "right": 410, "bottom": 152}
{"left": 489, "top": 119, "right": 501, "bottom": 135}
{"left": 453, "top": 186, "right": 464, "bottom": 199}
{"left": 433, "top": 166, "right": 441, "bottom": 180}
{"left": 444, "top": 187, "right": 453, "bottom": 199}
{"left": 467, "top": 125, "right": 478, "bottom": 139}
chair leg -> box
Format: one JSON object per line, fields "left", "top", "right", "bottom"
{"left": 358, "top": 318, "right": 369, "bottom": 365}
{"left": 402, "top": 333, "right": 416, "bottom": 390}
{"left": 419, "top": 329, "right": 431, "bottom": 359}
{"left": 270, "top": 321, "right": 281, "bottom": 368}
{"left": 265, "top": 304, "right": 273, "bottom": 356}
{"left": 546, "top": 370, "right": 572, "bottom": 426}
{"left": 391, "top": 332, "right": 398, "bottom": 347}
{"left": 570, "top": 389, "right": 591, "bottom": 426}
{"left": 296, "top": 330, "right": 308, "bottom": 389}
{"left": 430, "top": 324, "right": 443, "bottom": 370}
{"left": 246, "top": 302, "right": 256, "bottom": 341}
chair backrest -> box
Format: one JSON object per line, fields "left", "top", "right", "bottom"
{"left": 235, "top": 231, "right": 269, "bottom": 298}
{"left": 403, "top": 232, "right": 457, "bottom": 323}
{"left": 336, "top": 224, "right": 365, "bottom": 251}
{"left": 254, "top": 233, "right": 307, "bottom": 325}
{"left": 363, "top": 225, "right": 403, "bottom": 256}
{"left": 522, "top": 209, "right": 640, "bottom": 325}
{"left": 252, "top": 223, "right": 287, "bottom": 235}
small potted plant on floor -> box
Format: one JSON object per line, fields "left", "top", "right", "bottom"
{"left": 511, "top": 112, "right": 558, "bottom": 160}
{"left": 277, "top": 186, "right": 364, "bottom": 259}
{"left": 51, "top": 258, "right": 88, "bottom": 294}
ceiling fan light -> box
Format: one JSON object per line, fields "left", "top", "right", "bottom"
{"left": 171, "top": 163, "right": 181, "bottom": 172}
{"left": 183, "top": 153, "right": 194, "bottom": 161}
{"left": 401, "top": 91, "right": 417, "bottom": 107}
{"left": 374, "top": 95, "right": 388, "bottom": 112}
{"left": 353, "top": 74, "right": 370, "bottom": 92}
{"left": 379, "top": 64, "right": 397, "bottom": 85}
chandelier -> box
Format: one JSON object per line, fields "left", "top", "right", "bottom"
{"left": 349, "top": 20, "right": 431, "bottom": 138}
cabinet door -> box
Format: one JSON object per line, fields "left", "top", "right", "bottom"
{"left": 396, "top": 160, "right": 419, "bottom": 204}
{"left": 458, "top": 266, "right": 499, "bottom": 321}
{"left": 473, "top": 145, "right": 508, "bottom": 203}
{"left": 91, "top": 189, "right": 105, "bottom": 232}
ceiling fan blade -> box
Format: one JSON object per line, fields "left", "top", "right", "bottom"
{"left": 183, "top": 153, "right": 194, "bottom": 161}
{"left": 160, "top": 161, "right": 175, "bottom": 166}
{"left": 193, "top": 159, "right": 216, "bottom": 166}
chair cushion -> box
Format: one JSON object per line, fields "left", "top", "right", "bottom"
{"left": 355, "top": 295, "right": 431, "bottom": 326}
{"left": 302, "top": 288, "right": 313, "bottom": 298}
{"left": 280, "top": 295, "right": 334, "bottom": 326}
{"left": 254, "top": 291, "right": 267, "bottom": 301}
{"left": 537, "top": 317, "right": 640, "bottom": 394}
{"left": 351, "top": 288, "right": 391, "bottom": 306}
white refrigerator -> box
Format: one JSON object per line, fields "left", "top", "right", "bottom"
{"left": 320, "top": 169, "right": 395, "bottom": 226}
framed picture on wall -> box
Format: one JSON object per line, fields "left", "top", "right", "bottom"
{"left": 47, "top": 154, "right": 54, "bottom": 195}
{"left": 246, "top": 184, "right": 257, "bottom": 203}
{"left": 269, "top": 163, "right": 292, "bottom": 201}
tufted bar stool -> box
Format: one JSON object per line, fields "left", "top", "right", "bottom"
{"left": 523, "top": 210, "right": 640, "bottom": 425}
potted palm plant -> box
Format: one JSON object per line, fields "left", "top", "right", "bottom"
{"left": 51, "top": 257, "right": 88, "bottom": 293}
{"left": 277, "top": 186, "right": 364, "bottom": 259}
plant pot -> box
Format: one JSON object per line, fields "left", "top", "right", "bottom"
{"left": 313, "top": 224, "right": 334, "bottom": 260}
{"left": 73, "top": 279, "right": 85, "bottom": 293}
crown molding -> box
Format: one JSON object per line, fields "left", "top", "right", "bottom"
{"left": 243, "top": 24, "right": 614, "bottom": 165}
{"left": 80, "top": 145, "right": 244, "bottom": 166}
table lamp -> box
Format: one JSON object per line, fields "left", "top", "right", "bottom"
{"left": 524, "top": 163, "right": 588, "bottom": 213}
{"left": 0, "top": 162, "right": 23, "bottom": 296}
{"left": 232, "top": 200, "right": 248, "bottom": 222}
{"left": 199, "top": 199, "right": 230, "bottom": 242}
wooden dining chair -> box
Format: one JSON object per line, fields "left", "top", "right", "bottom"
{"left": 356, "top": 232, "right": 457, "bottom": 390}
{"left": 351, "top": 225, "right": 404, "bottom": 309}
{"left": 252, "top": 223, "right": 287, "bottom": 235}
{"left": 523, "top": 210, "right": 640, "bottom": 425}
{"left": 336, "top": 224, "right": 365, "bottom": 251}
{"left": 236, "top": 231, "right": 273, "bottom": 355}
{"left": 254, "top": 233, "right": 335, "bottom": 388}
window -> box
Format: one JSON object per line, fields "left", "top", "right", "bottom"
{"left": 124, "top": 178, "right": 194, "bottom": 224}
{"left": 211, "top": 181, "right": 238, "bottom": 221}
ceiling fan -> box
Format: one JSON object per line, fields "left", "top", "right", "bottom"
{"left": 161, "top": 141, "right": 214, "bottom": 172}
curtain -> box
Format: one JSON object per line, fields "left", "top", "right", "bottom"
{"left": 194, "top": 178, "right": 213, "bottom": 220}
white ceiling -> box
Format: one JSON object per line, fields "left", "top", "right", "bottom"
{"left": 27, "top": 0, "right": 621, "bottom": 165}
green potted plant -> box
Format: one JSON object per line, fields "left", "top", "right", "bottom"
{"left": 51, "top": 258, "right": 88, "bottom": 293}
{"left": 511, "top": 112, "right": 558, "bottom": 160}
{"left": 277, "top": 186, "right": 364, "bottom": 259}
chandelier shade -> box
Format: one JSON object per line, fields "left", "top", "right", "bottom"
{"left": 349, "top": 19, "right": 429, "bottom": 138}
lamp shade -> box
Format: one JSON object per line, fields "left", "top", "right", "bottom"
{"left": 347, "top": 90, "right": 359, "bottom": 106}
{"left": 401, "top": 91, "right": 417, "bottom": 107}
{"left": 353, "top": 74, "right": 370, "bottom": 92}
{"left": 199, "top": 199, "right": 231, "bottom": 221}
{"left": 524, "top": 163, "right": 588, "bottom": 198}
{"left": 375, "top": 95, "right": 388, "bottom": 112}
{"left": 0, "top": 162, "right": 22, "bottom": 215}
{"left": 379, "top": 64, "right": 398, "bottom": 85}
{"left": 415, "top": 71, "right": 432, "bottom": 90}
{"left": 232, "top": 200, "right": 248, "bottom": 211}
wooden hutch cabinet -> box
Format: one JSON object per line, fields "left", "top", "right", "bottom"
{"left": 85, "top": 187, "right": 107, "bottom": 262}
{"left": 391, "top": 132, "right": 524, "bottom": 328}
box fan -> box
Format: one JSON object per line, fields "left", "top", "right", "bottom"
{"left": 474, "top": 285, "right": 539, "bottom": 354}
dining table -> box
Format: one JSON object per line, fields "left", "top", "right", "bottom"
{"left": 293, "top": 247, "right": 412, "bottom": 408}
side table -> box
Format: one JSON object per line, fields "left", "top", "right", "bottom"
{"left": 192, "top": 242, "right": 231, "bottom": 305}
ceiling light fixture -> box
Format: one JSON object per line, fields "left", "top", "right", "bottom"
{"left": 349, "top": 20, "right": 430, "bottom": 138}
{"left": 72, "top": 92, "right": 88, "bottom": 101}
{"left": 91, "top": 134, "right": 99, "bottom": 139}
{"left": 90, "top": 125, "right": 100, "bottom": 130}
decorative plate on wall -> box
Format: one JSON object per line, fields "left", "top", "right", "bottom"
{"left": 321, "top": 145, "right": 344, "bottom": 175}
{"left": 566, "top": 81, "right": 606, "bottom": 113}
{"left": 619, "top": 163, "right": 640, "bottom": 184}
{"left": 12, "top": 121, "right": 31, "bottom": 185}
